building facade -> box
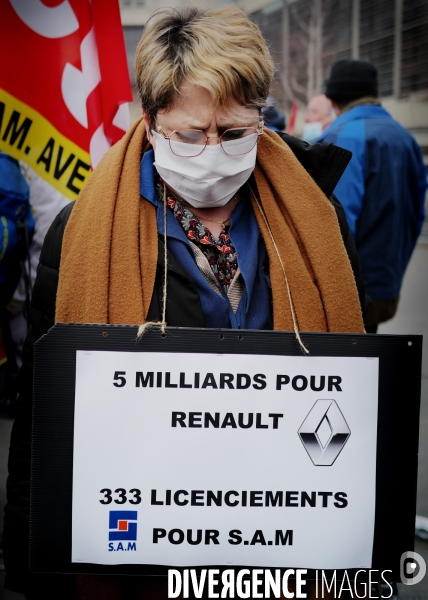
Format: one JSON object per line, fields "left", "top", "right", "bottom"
{"left": 249, "top": 0, "right": 428, "bottom": 109}
{"left": 120, "top": 0, "right": 427, "bottom": 151}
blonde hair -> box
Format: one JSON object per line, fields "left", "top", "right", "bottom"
{"left": 135, "top": 5, "right": 273, "bottom": 126}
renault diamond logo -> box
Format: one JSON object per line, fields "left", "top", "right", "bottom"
{"left": 298, "top": 400, "right": 350, "bottom": 466}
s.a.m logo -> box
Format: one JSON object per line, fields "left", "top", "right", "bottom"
{"left": 109, "top": 511, "right": 138, "bottom": 541}
{"left": 298, "top": 400, "right": 350, "bottom": 466}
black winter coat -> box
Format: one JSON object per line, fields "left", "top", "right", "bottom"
{"left": 3, "top": 133, "right": 369, "bottom": 597}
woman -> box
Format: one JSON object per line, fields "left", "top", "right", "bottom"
{"left": 4, "top": 6, "right": 367, "bottom": 599}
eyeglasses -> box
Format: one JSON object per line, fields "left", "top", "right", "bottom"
{"left": 155, "top": 121, "right": 264, "bottom": 158}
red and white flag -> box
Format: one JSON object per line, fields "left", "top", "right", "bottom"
{"left": 0, "top": 0, "right": 133, "bottom": 200}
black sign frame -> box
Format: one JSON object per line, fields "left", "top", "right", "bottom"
{"left": 30, "top": 324, "right": 422, "bottom": 581}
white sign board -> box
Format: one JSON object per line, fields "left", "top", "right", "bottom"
{"left": 71, "top": 351, "right": 379, "bottom": 569}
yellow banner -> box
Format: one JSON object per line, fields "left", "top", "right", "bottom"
{"left": 0, "top": 88, "right": 91, "bottom": 200}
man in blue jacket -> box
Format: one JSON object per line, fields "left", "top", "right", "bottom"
{"left": 319, "top": 59, "right": 427, "bottom": 332}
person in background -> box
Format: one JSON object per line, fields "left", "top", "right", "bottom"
{"left": 302, "top": 94, "right": 336, "bottom": 143}
{"left": 262, "top": 103, "right": 286, "bottom": 132}
{"left": 0, "top": 153, "right": 34, "bottom": 417}
{"left": 319, "top": 59, "right": 427, "bottom": 332}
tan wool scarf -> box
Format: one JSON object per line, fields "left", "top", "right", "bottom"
{"left": 56, "top": 117, "right": 364, "bottom": 334}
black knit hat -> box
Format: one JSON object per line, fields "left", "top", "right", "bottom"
{"left": 325, "top": 59, "right": 378, "bottom": 103}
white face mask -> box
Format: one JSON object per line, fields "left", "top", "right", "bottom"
{"left": 151, "top": 131, "right": 258, "bottom": 208}
{"left": 302, "top": 121, "right": 324, "bottom": 143}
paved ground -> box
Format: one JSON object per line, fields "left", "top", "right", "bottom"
{"left": 1, "top": 244, "right": 427, "bottom": 599}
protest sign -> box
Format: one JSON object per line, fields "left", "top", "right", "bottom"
{"left": 30, "top": 325, "right": 422, "bottom": 581}
{"left": 72, "top": 351, "right": 378, "bottom": 569}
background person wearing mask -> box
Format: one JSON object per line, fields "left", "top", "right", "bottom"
{"left": 318, "top": 59, "right": 427, "bottom": 332}
{"left": 4, "top": 8, "right": 368, "bottom": 599}
{"left": 302, "top": 94, "right": 336, "bottom": 143}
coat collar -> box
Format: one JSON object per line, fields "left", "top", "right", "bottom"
{"left": 276, "top": 131, "right": 352, "bottom": 199}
